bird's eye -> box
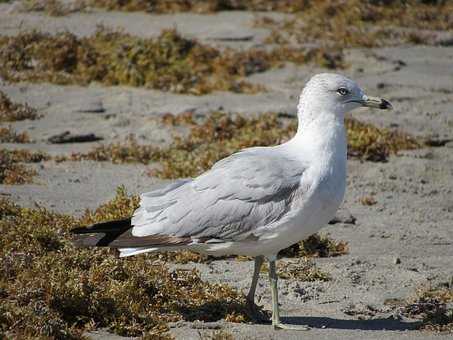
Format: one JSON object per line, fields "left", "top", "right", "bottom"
{"left": 337, "top": 88, "right": 350, "bottom": 96}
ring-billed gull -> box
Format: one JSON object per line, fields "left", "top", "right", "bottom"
{"left": 72, "top": 73, "right": 392, "bottom": 330}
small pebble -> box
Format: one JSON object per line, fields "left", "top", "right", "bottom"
{"left": 75, "top": 98, "right": 105, "bottom": 113}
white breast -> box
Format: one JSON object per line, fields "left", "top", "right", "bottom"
{"left": 201, "top": 114, "right": 348, "bottom": 257}
{"left": 257, "top": 116, "right": 348, "bottom": 250}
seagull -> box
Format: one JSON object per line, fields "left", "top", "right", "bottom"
{"left": 71, "top": 73, "right": 392, "bottom": 330}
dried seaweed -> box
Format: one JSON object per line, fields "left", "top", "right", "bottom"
{"left": 259, "top": 0, "right": 453, "bottom": 48}
{"left": 0, "top": 188, "right": 264, "bottom": 338}
{"left": 403, "top": 282, "right": 453, "bottom": 332}
{"left": 66, "top": 112, "right": 420, "bottom": 179}
{"left": 0, "top": 126, "right": 31, "bottom": 143}
{"left": 0, "top": 28, "right": 337, "bottom": 94}
{"left": 80, "top": 0, "right": 309, "bottom": 13}
{"left": 279, "top": 234, "right": 348, "bottom": 258}
{"left": 0, "top": 91, "right": 39, "bottom": 122}
{"left": 0, "top": 149, "right": 49, "bottom": 184}
{"left": 261, "top": 258, "right": 331, "bottom": 282}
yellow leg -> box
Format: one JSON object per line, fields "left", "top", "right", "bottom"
{"left": 247, "top": 256, "right": 264, "bottom": 304}
{"left": 268, "top": 258, "right": 310, "bottom": 330}
{"left": 246, "top": 256, "right": 268, "bottom": 322}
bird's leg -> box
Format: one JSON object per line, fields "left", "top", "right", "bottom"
{"left": 247, "top": 256, "right": 264, "bottom": 305}
{"left": 268, "top": 258, "right": 310, "bottom": 331}
{"left": 268, "top": 259, "right": 282, "bottom": 326}
{"left": 246, "top": 256, "right": 267, "bottom": 322}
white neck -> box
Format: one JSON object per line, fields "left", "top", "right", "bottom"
{"left": 296, "top": 95, "right": 345, "bottom": 131}
{"left": 286, "top": 102, "right": 347, "bottom": 165}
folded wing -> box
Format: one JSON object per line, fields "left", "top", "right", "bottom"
{"left": 131, "top": 147, "right": 305, "bottom": 242}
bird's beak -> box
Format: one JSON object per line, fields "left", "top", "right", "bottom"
{"left": 361, "top": 95, "right": 392, "bottom": 110}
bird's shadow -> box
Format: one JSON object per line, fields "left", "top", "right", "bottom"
{"left": 177, "top": 301, "right": 421, "bottom": 331}
{"left": 280, "top": 316, "right": 421, "bottom": 331}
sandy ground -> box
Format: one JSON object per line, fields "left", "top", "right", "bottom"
{"left": 1, "top": 4, "right": 453, "bottom": 340}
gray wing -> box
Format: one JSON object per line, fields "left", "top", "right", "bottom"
{"left": 131, "top": 147, "right": 306, "bottom": 241}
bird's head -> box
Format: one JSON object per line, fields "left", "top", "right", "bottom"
{"left": 298, "top": 73, "right": 392, "bottom": 121}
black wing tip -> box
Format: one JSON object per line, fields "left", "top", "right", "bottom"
{"left": 70, "top": 217, "right": 132, "bottom": 235}
{"left": 70, "top": 226, "right": 91, "bottom": 234}
{"left": 70, "top": 217, "right": 133, "bottom": 248}
{"left": 71, "top": 233, "right": 106, "bottom": 247}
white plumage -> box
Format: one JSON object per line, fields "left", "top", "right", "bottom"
{"left": 73, "top": 73, "right": 392, "bottom": 329}
{"left": 123, "top": 73, "right": 357, "bottom": 259}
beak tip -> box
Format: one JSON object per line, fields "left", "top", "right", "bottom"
{"left": 380, "top": 99, "right": 392, "bottom": 110}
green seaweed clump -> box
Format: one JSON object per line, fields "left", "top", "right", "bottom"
{"left": 0, "top": 149, "right": 49, "bottom": 184}
{"left": 0, "top": 187, "right": 263, "bottom": 339}
{"left": 0, "top": 91, "right": 39, "bottom": 122}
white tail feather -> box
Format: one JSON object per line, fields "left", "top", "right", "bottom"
{"left": 118, "top": 247, "right": 159, "bottom": 257}
{"left": 118, "top": 246, "right": 187, "bottom": 257}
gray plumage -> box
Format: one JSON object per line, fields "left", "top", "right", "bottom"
{"left": 131, "top": 146, "right": 306, "bottom": 241}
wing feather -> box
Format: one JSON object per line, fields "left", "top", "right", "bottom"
{"left": 131, "top": 147, "right": 305, "bottom": 241}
